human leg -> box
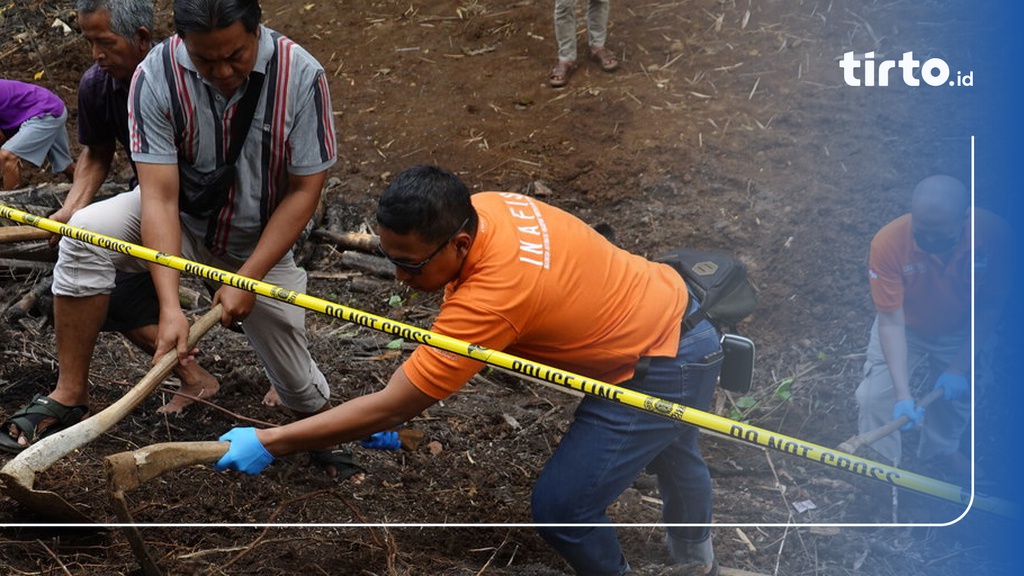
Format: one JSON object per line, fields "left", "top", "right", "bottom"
{"left": 642, "top": 319, "right": 721, "bottom": 571}
{"left": 855, "top": 316, "right": 925, "bottom": 463}
{"left": 228, "top": 256, "right": 330, "bottom": 416}
{"left": 913, "top": 330, "right": 973, "bottom": 463}
{"left": 0, "top": 147, "right": 21, "bottom": 189}
{"left": 3, "top": 191, "right": 146, "bottom": 446}
{"left": 550, "top": 0, "right": 579, "bottom": 87}
{"left": 584, "top": 0, "right": 617, "bottom": 71}
{"left": 120, "top": 323, "right": 221, "bottom": 414}
{"left": 532, "top": 395, "right": 647, "bottom": 576}
{"left": 2, "top": 113, "right": 73, "bottom": 173}
{"left": 532, "top": 314, "right": 721, "bottom": 574}
{"left": 95, "top": 270, "right": 220, "bottom": 413}
{"left": 44, "top": 109, "right": 75, "bottom": 175}
{"left": 553, "top": 0, "right": 579, "bottom": 62}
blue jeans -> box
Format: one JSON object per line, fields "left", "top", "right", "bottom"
{"left": 532, "top": 312, "right": 722, "bottom": 575}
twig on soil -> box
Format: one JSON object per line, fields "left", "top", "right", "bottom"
{"left": 35, "top": 539, "right": 73, "bottom": 576}
{"left": 220, "top": 488, "right": 342, "bottom": 570}
{"left": 474, "top": 530, "right": 512, "bottom": 575}
{"left": 15, "top": 11, "right": 52, "bottom": 81}
{"left": 98, "top": 374, "right": 279, "bottom": 427}
{"left": 925, "top": 546, "right": 985, "bottom": 567}
{"left": 158, "top": 386, "right": 279, "bottom": 427}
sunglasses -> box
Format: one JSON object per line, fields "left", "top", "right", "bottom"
{"left": 377, "top": 217, "right": 470, "bottom": 275}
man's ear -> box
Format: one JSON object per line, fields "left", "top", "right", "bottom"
{"left": 135, "top": 27, "right": 153, "bottom": 51}
{"left": 453, "top": 231, "right": 473, "bottom": 257}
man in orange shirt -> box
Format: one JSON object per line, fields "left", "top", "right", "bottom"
{"left": 855, "top": 175, "right": 1011, "bottom": 478}
{"left": 215, "top": 165, "right": 724, "bottom": 576}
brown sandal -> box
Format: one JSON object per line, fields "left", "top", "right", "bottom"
{"left": 548, "top": 60, "right": 576, "bottom": 88}
{"left": 590, "top": 46, "right": 619, "bottom": 72}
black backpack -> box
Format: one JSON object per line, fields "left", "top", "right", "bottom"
{"left": 654, "top": 248, "right": 757, "bottom": 331}
{"left": 654, "top": 249, "right": 758, "bottom": 393}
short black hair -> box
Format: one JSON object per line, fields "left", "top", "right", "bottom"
{"left": 173, "top": 0, "right": 261, "bottom": 36}
{"left": 377, "top": 165, "right": 478, "bottom": 243}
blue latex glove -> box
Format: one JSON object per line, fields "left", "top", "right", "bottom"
{"left": 893, "top": 399, "right": 924, "bottom": 432}
{"left": 933, "top": 372, "right": 969, "bottom": 401}
{"left": 360, "top": 430, "right": 402, "bottom": 450}
{"left": 215, "top": 427, "right": 275, "bottom": 475}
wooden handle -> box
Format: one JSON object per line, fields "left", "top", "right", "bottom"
{"left": 0, "top": 226, "right": 51, "bottom": 244}
{"left": 837, "top": 388, "right": 944, "bottom": 454}
{"left": 1, "top": 305, "right": 224, "bottom": 482}
{"left": 106, "top": 441, "right": 231, "bottom": 493}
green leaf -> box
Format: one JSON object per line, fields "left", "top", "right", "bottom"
{"left": 388, "top": 294, "right": 403, "bottom": 307}
{"left": 774, "top": 377, "right": 794, "bottom": 401}
{"left": 735, "top": 396, "right": 757, "bottom": 409}
{"left": 386, "top": 338, "right": 404, "bottom": 349}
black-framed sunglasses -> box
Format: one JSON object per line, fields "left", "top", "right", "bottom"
{"left": 377, "top": 217, "right": 470, "bottom": 275}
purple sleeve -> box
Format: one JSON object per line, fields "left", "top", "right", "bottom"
{"left": 76, "top": 65, "right": 117, "bottom": 147}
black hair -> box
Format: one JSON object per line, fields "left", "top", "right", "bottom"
{"left": 377, "top": 165, "right": 479, "bottom": 243}
{"left": 173, "top": 0, "right": 261, "bottom": 36}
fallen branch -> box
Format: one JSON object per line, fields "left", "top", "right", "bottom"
{"left": 312, "top": 228, "right": 378, "bottom": 253}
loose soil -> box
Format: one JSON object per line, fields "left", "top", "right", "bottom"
{"left": 1, "top": 1, "right": 1014, "bottom": 575}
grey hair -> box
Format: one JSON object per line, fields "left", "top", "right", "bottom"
{"left": 76, "top": 0, "right": 154, "bottom": 42}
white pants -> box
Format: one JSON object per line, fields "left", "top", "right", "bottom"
{"left": 52, "top": 189, "right": 331, "bottom": 413}
{"left": 854, "top": 316, "right": 988, "bottom": 463}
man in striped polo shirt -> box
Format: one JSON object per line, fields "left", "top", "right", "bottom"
{"left": 3, "top": 0, "right": 358, "bottom": 478}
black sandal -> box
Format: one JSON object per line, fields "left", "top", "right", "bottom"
{"left": 309, "top": 446, "right": 366, "bottom": 482}
{"left": 0, "top": 394, "right": 89, "bottom": 454}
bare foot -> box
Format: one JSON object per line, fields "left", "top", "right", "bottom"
{"left": 262, "top": 386, "right": 282, "bottom": 407}
{"left": 156, "top": 369, "right": 220, "bottom": 415}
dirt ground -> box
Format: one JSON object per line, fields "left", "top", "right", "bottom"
{"left": 0, "top": 0, "right": 1016, "bottom": 574}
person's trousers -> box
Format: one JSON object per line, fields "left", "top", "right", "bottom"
{"left": 2, "top": 109, "right": 73, "bottom": 172}
{"left": 554, "top": 0, "right": 611, "bottom": 61}
{"left": 532, "top": 311, "right": 721, "bottom": 575}
{"left": 51, "top": 188, "right": 330, "bottom": 413}
{"left": 855, "top": 316, "right": 987, "bottom": 463}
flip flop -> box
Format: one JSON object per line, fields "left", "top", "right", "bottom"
{"left": 590, "top": 46, "right": 619, "bottom": 72}
{"left": 549, "top": 59, "right": 576, "bottom": 88}
{"left": 0, "top": 394, "right": 90, "bottom": 454}
{"left": 310, "top": 446, "right": 366, "bottom": 482}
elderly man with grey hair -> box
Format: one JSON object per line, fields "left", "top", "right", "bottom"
{"left": 2, "top": 0, "right": 359, "bottom": 480}
{"left": 43, "top": 0, "right": 221, "bottom": 415}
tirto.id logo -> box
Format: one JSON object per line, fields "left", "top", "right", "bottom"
{"left": 840, "top": 51, "right": 973, "bottom": 87}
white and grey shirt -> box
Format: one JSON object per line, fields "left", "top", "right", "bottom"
{"left": 128, "top": 25, "right": 337, "bottom": 258}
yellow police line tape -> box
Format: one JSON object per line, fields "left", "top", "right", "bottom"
{"left": 1, "top": 204, "right": 1013, "bottom": 519}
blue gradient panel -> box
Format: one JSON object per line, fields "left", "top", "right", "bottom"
{"left": 969, "top": 1, "right": 1022, "bottom": 571}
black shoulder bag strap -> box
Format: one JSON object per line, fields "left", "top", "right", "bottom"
{"left": 201, "top": 71, "right": 264, "bottom": 247}
{"left": 224, "top": 71, "right": 264, "bottom": 167}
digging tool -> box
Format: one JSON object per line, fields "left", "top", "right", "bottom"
{"left": 105, "top": 441, "right": 229, "bottom": 576}
{"left": 0, "top": 305, "right": 222, "bottom": 523}
{"left": 837, "top": 388, "right": 944, "bottom": 454}
{"left": 0, "top": 206, "right": 1014, "bottom": 518}
{"left": 0, "top": 225, "right": 50, "bottom": 244}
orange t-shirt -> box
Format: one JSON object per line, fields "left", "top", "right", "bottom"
{"left": 868, "top": 209, "right": 1012, "bottom": 334}
{"left": 403, "top": 192, "right": 688, "bottom": 400}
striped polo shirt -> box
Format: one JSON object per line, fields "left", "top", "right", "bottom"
{"left": 128, "top": 25, "right": 336, "bottom": 258}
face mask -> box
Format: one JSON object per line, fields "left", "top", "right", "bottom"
{"left": 913, "top": 229, "right": 958, "bottom": 254}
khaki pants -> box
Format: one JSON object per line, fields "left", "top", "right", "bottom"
{"left": 854, "top": 316, "right": 988, "bottom": 464}
{"left": 52, "top": 188, "right": 331, "bottom": 413}
{"left": 553, "top": 0, "right": 611, "bottom": 61}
